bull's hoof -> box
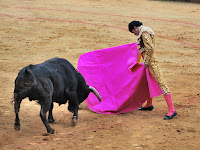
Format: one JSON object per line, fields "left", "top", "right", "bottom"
{"left": 14, "top": 123, "right": 20, "bottom": 131}
{"left": 48, "top": 119, "right": 56, "bottom": 124}
{"left": 72, "top": 116, "right": 78, "bottom": 127}
{"left": 47, "top": 128, "right": 55, "bottom": 134}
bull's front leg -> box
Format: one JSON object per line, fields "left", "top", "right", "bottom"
{"left": 48, "top": 102, "right": 56, "bottom": 124}
{"left": 72, "top": 108, "right": 78, "bottom": 126}
{"left": 67, "top": 91, "right": 79, "bottom": 127}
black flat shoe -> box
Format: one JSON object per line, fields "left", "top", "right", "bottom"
{"left": 138, "top": 105, "right": 154, "bottom": 111}
{"left": 164, "top": 111, "right": 177, "bottom": 120}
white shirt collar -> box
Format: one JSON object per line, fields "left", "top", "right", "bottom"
{"left": 139, "top": 25, "right": 143, "bottom": 32}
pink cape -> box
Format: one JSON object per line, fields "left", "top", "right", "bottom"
{"left": 77, "top": 43, "right": 163, "bottom": 114}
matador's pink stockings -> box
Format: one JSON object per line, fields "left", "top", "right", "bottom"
{"left": 143, "top": 98, "right": 153, "bottom": 108}
{"left": 164, "top": 92, "right": 176, "bottom": 116}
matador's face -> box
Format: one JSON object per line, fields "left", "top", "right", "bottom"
{"left": 132, "top": 26, "right": 140, "bottom": 36}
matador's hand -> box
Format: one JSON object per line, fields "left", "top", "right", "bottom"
{"left": 144, "top": 63, "right": 148, "bottom": 68}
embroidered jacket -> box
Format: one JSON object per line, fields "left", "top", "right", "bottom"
{"left": 136, "top": 26, "right": 170, "bottom": 95}
{"left": 137, "top": 26, "right": 155, "bottom": 66}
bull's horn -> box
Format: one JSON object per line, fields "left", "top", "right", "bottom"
{"left": 89, "top": 86, "right": 101, "bottom": 102}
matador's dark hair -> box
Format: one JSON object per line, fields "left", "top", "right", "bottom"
{"left": 128, "top": 21, "right": 143, "bottom": 33}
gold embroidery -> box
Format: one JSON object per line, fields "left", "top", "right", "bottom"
{"left": 137, "top": 26, "right": 170, "bottom": 95}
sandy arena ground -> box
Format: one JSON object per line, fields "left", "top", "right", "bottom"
{"left": 0, "top": 0, "right": 200, "bottom": 149}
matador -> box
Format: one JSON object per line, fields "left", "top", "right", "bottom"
{"left": 128, "top": 21, "right": 177, "bottom": 120}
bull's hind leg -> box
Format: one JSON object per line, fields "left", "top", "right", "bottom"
{"left": 48, "top": 102, "right": 56, "bottom": 124}
{"left": 14, "top": 96, "right": 22, "bottom": 131}
{"left": 40, "top": 99, "right": 55, "bottom": 134}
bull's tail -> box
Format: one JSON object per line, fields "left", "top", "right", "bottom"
{"left": 14, "top": 66, "right": 37, "bottom": 100}
{"left": 25, "top": 65, "right": 37, "bottom": 89}
{"left": 14, "top": 65, "right": 37, "bottom": 131}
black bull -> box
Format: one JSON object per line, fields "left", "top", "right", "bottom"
{"left": 14, "top": 57, "right": 101, "bottom": 134}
